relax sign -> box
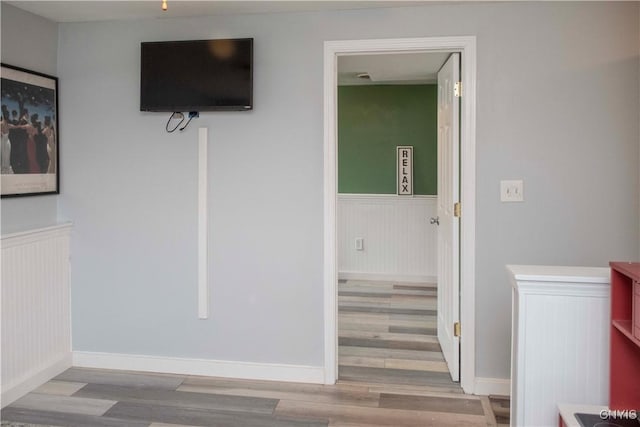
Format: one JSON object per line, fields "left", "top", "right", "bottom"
{"left": 397, "top": 146, "right": 413, "bottom": 195}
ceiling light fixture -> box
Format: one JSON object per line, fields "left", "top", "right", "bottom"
{"left": 162, "top": 0, "right": 168, "bottom": 11}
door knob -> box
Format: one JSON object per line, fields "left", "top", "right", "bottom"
{"left": 430, "top": 217, "right": 439, "bottom": 225}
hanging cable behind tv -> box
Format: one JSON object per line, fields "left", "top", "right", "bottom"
{"left": 165, "top": 111, "right": 199, "bottom": 133}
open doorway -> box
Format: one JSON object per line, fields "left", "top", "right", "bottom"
{"left": 335, "top": 52, "right": 452, "bottom": 388}
{"left": 323, "top": 37, "right": 477, "bottom": 394}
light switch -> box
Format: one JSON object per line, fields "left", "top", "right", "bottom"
{"left": 501, "top": 180, "right": 524, "bottom": 202}
{"left": 355, "top": 238, "right": 364, "bottom": 251}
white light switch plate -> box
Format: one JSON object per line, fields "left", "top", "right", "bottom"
{"left": 501, "top": 180, "right": 524, "bottom": 202}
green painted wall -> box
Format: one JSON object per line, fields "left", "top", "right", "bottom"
{"left": 338, "top": 84, "right": 437, "bottom": 195}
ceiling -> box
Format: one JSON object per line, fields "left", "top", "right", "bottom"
{"left": 338, "top": 52, "right": 449, "bottom": 86}
{"left": 7, "top": 1, "right": 450, "bottom": 86}
{"left": 6, "top": 1, "right": 428, "bottom": 23}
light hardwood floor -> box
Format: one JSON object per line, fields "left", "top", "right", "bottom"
{"left": 0, "top": 281, "right": 509, "bottom": 426}
{"left": 1, "top": 367, "right": 504, "bottom": 427}
{"left": 338, "top": 279, "right": 456, "bottom": 390}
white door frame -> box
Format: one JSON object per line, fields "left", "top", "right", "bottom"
{"left": 323, "top": 36, "right": 477, "bottom": 394}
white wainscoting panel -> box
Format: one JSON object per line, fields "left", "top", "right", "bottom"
{"left": 338, "top": 194, "right": 436, "bottom": 283}
{"left": 508, "top": 265, "right": 610, "bottom": 427}
{"left": 1, "top": 223, "right": 73, "bottom": 407}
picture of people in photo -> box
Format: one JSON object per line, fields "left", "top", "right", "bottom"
{"left": 1, "top": 77, "right": 56, "bottom": 175}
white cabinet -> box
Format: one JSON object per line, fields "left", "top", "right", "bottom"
{"left": 508, "top": 265, "right": 610, "bottom": 427}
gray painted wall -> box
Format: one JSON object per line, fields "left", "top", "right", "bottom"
{"left": 0, "top": 4, "right": 59, "bottom": 233}
{"left": 53, "top": 2, "right": 639, "bottom": 380}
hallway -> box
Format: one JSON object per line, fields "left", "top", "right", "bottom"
{"left": 337, "top": 279, "right": 459, "bottom": 391}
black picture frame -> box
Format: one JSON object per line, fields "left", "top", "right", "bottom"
{"left": 1, "top": 63, "right": 59, "bottom": 197}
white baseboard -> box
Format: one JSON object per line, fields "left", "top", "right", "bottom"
{"left": 473, "top": 377, "right": 511, "bottom": 396}
{"left": 339, "top": 272, "right": 436, "bottom": 284}
{"left": 1, "top": 353, "right": 72, "bottom": 408}
{"left": 72, "top": 352, "right": 326, "bottom": 384}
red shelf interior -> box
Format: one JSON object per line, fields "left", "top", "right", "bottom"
{"left": 612, "top": 320, "right": 640, "bottom": 347}
{"left": 610, "top": 262, "right": 640, "bottom": 410}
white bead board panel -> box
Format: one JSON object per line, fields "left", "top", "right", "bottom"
{"left": 1, "top": 224, "right": 73, "bottom": 407}
{"left": 338, "top": 194, "right": 436, "bottom": 282}
{"left": 508, "top": 265, "right": 610, "bottom": 427}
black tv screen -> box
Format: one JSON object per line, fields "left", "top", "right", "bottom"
{"left": 140, "top": 38, "right": 253, "bottom": 112}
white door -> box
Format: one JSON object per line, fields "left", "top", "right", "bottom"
{"left": 436, "top": 53, "right": 460, "bottom": 381}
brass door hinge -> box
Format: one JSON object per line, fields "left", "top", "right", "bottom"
{"left": 454, "top": 202, "right": 461, "bottom": 218}
{"left": 454, "top": 81, "right": 462, "bottom": 98}
{"left": 454, "top": 322, "right": 461, "bottom": 337}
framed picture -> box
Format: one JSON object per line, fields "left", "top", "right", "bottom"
{"left": 1, "top": 63, "right": 59, "bottom": 197}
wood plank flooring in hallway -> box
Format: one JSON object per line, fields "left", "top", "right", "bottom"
{"left": 338, "top": 279, "right": 458, "bottom": 391}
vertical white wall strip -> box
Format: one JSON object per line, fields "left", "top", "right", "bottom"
{"left": 198, "top": 127, "right": 209, "bottom": 319}
{"left": 1, "top": 223, "right": 73, "bottom": 407}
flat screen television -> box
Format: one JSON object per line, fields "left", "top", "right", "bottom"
{"left": 140, "top": 38, "right": 253, "bottom": 112}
